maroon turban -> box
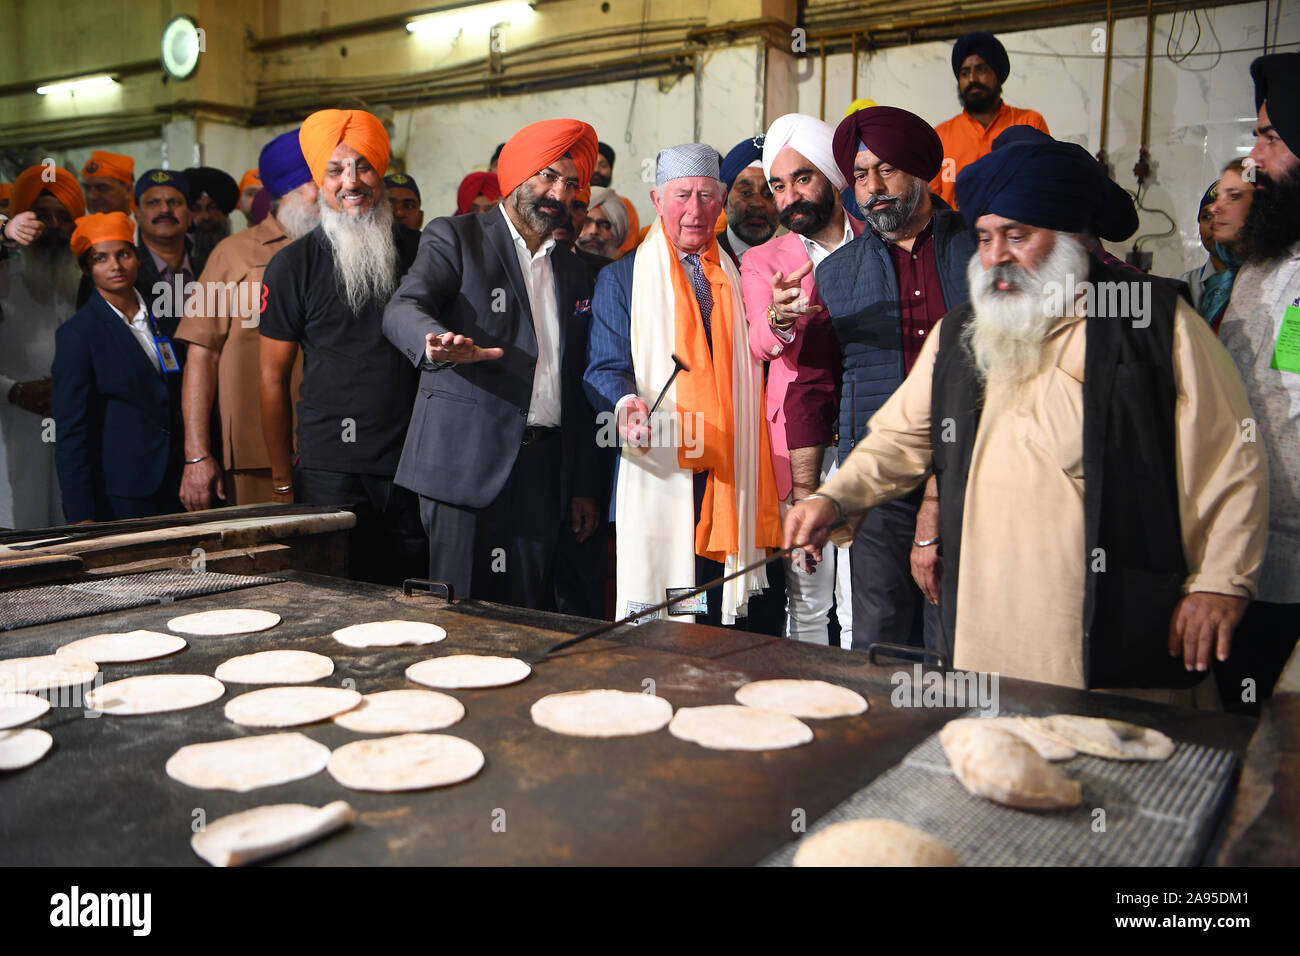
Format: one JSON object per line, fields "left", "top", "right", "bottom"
{"left": 832, "top": 106, "right": 943, "bottom": 185}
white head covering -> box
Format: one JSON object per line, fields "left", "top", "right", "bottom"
{"left": 588, "top": 186, "right": 629, "bottom": 246}
{"left": 761, "top": 113, "right": 846, "bottom": 192}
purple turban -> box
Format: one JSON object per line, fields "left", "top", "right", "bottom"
{"left": 258, "top": 130, "right": 313, "bottom": 199}
{"left": 832, "top": 106, "right": 943, "bottom": 186}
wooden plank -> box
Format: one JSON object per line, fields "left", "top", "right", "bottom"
{"left": 0, "top": 554, "right": 84, "bottom": 590}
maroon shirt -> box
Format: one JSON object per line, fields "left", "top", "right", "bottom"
{"left": 885, "top": 218, "right": 945, "bottom": 374}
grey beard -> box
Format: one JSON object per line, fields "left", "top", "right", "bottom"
{"left": 276, "top": 187, "right": 321, "bottom": 240}
{"left": 863, "top": 177, "right": 926, "bottom": 238}
{"left": 319, "top": 195, "right": 397, "bottom": 315}
{"left": 23, "top": 244, "right": 81, "bottom": 305}
{"left": 962, "top": 232, "right": 1091, "bottom": 387}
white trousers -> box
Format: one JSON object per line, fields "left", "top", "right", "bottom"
{"left": 781, "top": 449, "right": 854, "bottom": 647}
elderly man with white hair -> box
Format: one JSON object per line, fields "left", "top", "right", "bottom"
{"left": 785, "top": 135, "right": 1267, "bottom": 700}
{"left": 740, "top": 112, "right": 864, "bottom": 647}
{"left": 585, "top": 143, "right": 784, "bottom": 632}
{"left": 577, "top": 187, "right": 628, "bottom": 260}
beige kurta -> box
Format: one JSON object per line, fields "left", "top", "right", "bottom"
{"left": 819, "top": 297, "right": 1267, "bottom": 689}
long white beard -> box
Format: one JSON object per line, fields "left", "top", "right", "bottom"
{"left": 319, "top": 195, "right": 397, "bottom": 315}
{"left": 962, "top": 232, "right": 1090, "bottom": 387}
{"left": 276, "top": 185, "right": 321, "bottom": 240}
{"left": 23, "top": 243, "right": 81, "bottom": 306}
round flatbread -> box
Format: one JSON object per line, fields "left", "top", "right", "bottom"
{"left": 734, "top": 679, "right": 868, "bottom": 719}
{"left": 0, "top": 693, "right": 51, "bottom": 730}
{"left": 332, "top": 689, "right": 464, "bottom": 733}
{"left": 1033, "top": 715, "right": 1174, "bottom": 762}
{"left": 327, "top": 733, "right": 484, "bottom": 792}
{"left": 972, "top": 717, "right": 1077, "bottom": 761}
{"left": 165, "top": 732, "right": 331, "bottom": 792}
{"left": 530, "top": 689, "right": 673, "bottom": 738}
{"left": 85, "top": 674, "right": 225, "bottom": 715}
{"left": 191, "top": 801, "right": 356, "bottom": 867}
{"left": 668, "top": 704, "right": 813, "bottom": 751}
{"left": 167, "top": 609, "right": 281, "bottom": 636}
{"left": 225, "top": 686, "right": 361, "bottom": 728}
{"left": 0, "top": 728, "right": 53, "bottom": 771}
{"left": 215, "top": 650, "right": 334, "bottom": 685}
{"left": 0, "top": 653, "right": 98, "bottom": 694}
{"left": 405, "top": 655, "right": 531, "bottom": 689}
{"left": 794, "top": 819, "right": 960, "bottom": 867}
{"left": 332, "top": 620, "right": 447, "bottom": 648}
{"left": 57, "top": 630, "right": 187, "bottom": 663}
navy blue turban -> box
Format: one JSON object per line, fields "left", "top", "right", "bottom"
{"left": 952, "top": 32, "right": 1010, "bottom": 84}
{"left": 134, "top": 168, "right": 190, "bottom": 204}
{"left": 721, "top": 135, "right": 765, "bottom": 190}
{"left": 962, "top": 126, "right": 1138, "bottom": 241}
{"left": 384, "top": 172, "right": 421, "bottom": 201}
{"left": 259, "top": 130, "right": 313, "bottom": 199}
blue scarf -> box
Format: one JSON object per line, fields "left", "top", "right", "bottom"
{"left": 1198, "top": 242, "right": 1242, "bottom": 333}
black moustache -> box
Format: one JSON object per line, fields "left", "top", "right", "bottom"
{"left": 153, "top": 216, "right": 178, "bottom": 224}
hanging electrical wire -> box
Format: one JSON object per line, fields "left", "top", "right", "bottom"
{"left": 623, "top": 0, "right": 653, "bottom": 150}
{"left": 1166, "top": 7, "right": 1222, "bottom": 71}
{"left": 1132, "top": 181, "right": 1178, "bottom": 251}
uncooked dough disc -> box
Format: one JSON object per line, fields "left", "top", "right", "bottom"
{"left": 0, "top": 693, "right": 50, "bottom": 730}
{"left": 58, "top": 630, "right": 187, "bottom": 663}
{"left": 332, "top": 689, "right": 464, "bottom": 733}
{"left": 191, "top": 801, "right": 356, "bottom": 867}
{"left": 85, "top": 674, "right": 225, "bottom": 715}
{"left": 794, "top": 819, "right": 960, "bottom": 867}
{"left": 332, "top": 620, "right": 446, "bottom": 648}
{"left": 734, "top": 679, "right": 868, "bottom": 719}
{"left": 165, "top": 732, "right": 331, "bottom": 792}
{"left": 167, "top": 609, "right": 281, "bottom": 636}
{"left": 0, "top": 728, "right": 53, "bottom": 771}
{"left": 328, "top": 733, "right": 484, "bottom": 792}
{"left": 0, "top": 653, "right": 98, "bottom": 694}
{"left": 405, "top": 655, "right": 531, "bottom": 689}
{"left": 215, "top": 650, "right": 335, "bottom": 685}
{"left": 225, "top": 687, "right": 361, "bottom": 728}
{"left": 668, "top": 704, "right": 813, "bottom": 751}
{"left": 530, "top": 689, "right": 673, "bottom": 737}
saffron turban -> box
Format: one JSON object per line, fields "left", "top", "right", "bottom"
{"left": 70, "top": 211, "right": 135, "bottom": 257}
{"left": 0, "top": 183, "right": 11, "bottom": 203}
{"left": 238, "top": 168, "right": 261, "bottom": 194}
{"left": 10, "top": 164, "right": 86, "bottom": 219}
{"left": 134, "top": 168, "right": 189, "bottom": 205}
{"left": 298, "top": 109, "right": 391, "bottom": 186}
{"left": 952, "top": 32, "right": 1010, "bottom": 84}
{"left": 720, "top": 136, "right": 765, "bottom": 190}
{"left": 81, "top": 151, "right": 134, "bottom": 185}
{"left": 843, "top": 98, "right": 878, "bottom": 117}
{"left": 956, "top": 138, "right": 1109, "bottom": 236}
{"left": 1252, "top": 52, "right": 1300, "bottom": 157}
{"left": 185, "top": 167, "right": 239, "bottom": 214}
{"left": 588, "top": 187, "right": 629, "bottom": 246}
{"left": 456, "top": 172, "right": 501, "bottom": 215}
{"left": 259, "top": 130, "right": 313, "bottom": 199}
{"left": 763, "top": 113, "right": 846, "bottom": 192}
{"left": 832, "top": 106, "right": 943, "bottom": 186}
{"left": 496, "top": 119, "right": 598, "bottom": 198}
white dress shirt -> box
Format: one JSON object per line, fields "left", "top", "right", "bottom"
{"left": 106, "top": 288, "right": 161, "bottom": 373}
{"left": 501, "top": 205, "right": 562, "bottom": 427}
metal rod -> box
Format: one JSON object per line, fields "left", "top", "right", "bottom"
{"left": 819, "top": 37, "right": 826, "bottom": 120}
{"left": 648, "top": 354, "right": 691, "bottom": 416}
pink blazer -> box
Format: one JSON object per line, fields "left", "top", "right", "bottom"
{"left": 740, "top": 221, "right": 864, "bottom": 498}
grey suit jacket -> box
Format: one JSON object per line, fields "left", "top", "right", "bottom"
{"left": 382, "top": 208, "right": 598, "bottom": 510}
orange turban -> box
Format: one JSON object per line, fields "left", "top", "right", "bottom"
{"left": 0, "top": 183, "right": 11, "bottom": 203}
{"left": 238, "top": 168, "right": 261, "bottom": 193}
{"left": 497, "top": 119, "right": 598, "bottom": 198}
{"left": 298, "top": 109, "right": 391, "bottom": 186}
{"left": 10, "top": 165, "right": 86, "bottom": 219}
{"left": 81, "top": 151, "right": 134, "bottom": 185}
{"left": 70, "top": 211, "right": 135, "bottom": 257}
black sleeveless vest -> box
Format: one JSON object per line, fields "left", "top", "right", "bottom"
{"left": 929, "top": 258, "right": 1199, "bottom": 689}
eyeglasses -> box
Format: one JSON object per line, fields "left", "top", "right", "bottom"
{"left": 536, "top": 168, "right": 581, "bottom": 193}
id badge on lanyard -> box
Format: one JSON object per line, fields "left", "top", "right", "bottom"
{"left": 146, "top": 313, "right": 181, "bottom": 374}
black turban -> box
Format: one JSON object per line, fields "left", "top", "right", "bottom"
{"left": 952, "top": 32, "right": 1010, "bottom": 84}
{"left": 184, "top": 166, "right": 239, "bottom": 214}
{"left": 1251, "top": 52, "right": 1300, "bottom": 158}
{"left": 598, "top": 141, "right": 616, "bottom": 169}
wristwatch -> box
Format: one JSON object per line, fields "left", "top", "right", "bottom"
{"left": 767, "top": 303, "right": 794, "bottom": 331}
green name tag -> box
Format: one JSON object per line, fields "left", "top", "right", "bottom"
{"left": 1270, "top": 304, "right": 1300, "bottom": 373}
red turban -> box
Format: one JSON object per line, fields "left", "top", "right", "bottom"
{"left": 10, "top": 165, "right": 86, "bottom": 219}
{"left": 456, "top": 172, "right": 501, "bottom": 215}
{"left": 81, "top": 151, "right": 134, "bottom": 185}
{"left": 496, "top": 119, "right": 598, "bottom": 198}
{"left": 832, "top": 106, "right": 943, "bottom": 186}
{"left": 70, "top": 211, "right": 135, "bottom": 257}
{"left": 298, "top": 109, "right": 391, "bottom": 186}
{"left": 238, "top": 168, "right": 261, "bottom": 194}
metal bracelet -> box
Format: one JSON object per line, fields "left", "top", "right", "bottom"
{"left": 912, "top": 536, "right": 940, "bottom": 548}
{"left": 185, "top": 454, "right": 210, "bottom": 465}
{"left": 799, "top": 492, "right": 845, "bottom": 524}
{"left": 273, "top": 483, "right": 293, "bottom": 493}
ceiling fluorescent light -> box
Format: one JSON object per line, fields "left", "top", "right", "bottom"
{"left": 407, "top": 2, "right": 535, "bottom": 35}
{"left": 36, "top": 74, "right": 118, "bottom": 95}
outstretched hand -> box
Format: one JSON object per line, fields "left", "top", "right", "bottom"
{"left": 425, "top": 331, "right": 505, "bottom": 364}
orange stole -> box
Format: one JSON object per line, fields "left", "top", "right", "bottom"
{"left": 663, "top": 229, "right": 782, "bottom": 562}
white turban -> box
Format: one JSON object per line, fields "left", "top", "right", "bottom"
{"left": 761, "top": 113, "right": 846, "bottom": 192}
{"left": 588, "top": 186, "right": 629, "bottom": 246}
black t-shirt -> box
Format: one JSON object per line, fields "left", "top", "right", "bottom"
{"left": 258, "top": 223, "right": 420, "bottom": 475}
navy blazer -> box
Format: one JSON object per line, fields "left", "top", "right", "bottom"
{"left": 382, "top": 208, "right": 598, "bottom": 510}
{"left": 52, "top": 290, "right": 184, "bottom": 522}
